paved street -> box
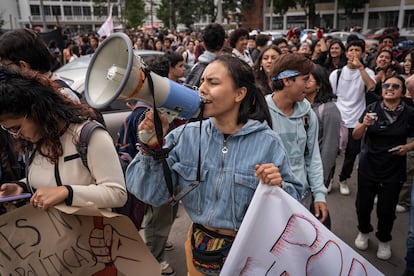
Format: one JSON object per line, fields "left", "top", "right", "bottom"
{"left": 161, "top": 153, "right": 409, "bottom": 276}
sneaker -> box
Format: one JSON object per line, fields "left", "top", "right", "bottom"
{"left": 160, "top": 261, "right": 176, "bottom": 276}
{"left": 396, "top": 204, "right": 407, "bottom": 213}
{"left": 354, "top": 232, "right": 369, "bottom": 250}
{"left": 377, "top": 241, "right": 392, "bottom": 260}
{"left": 339, "top": 180, "right": 350, "bottom": 195}
{"left": 164, "top": 240, "right": 174, "bottom": 251}
{"left": 327, "top": 179, "right": 333, "bottom": 193}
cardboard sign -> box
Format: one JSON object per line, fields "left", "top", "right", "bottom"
{"left": 221, "top": 184, "right": 383, "bottom": 276}
{"left": 0, "top": 204, "right": 160, "bottom": 275}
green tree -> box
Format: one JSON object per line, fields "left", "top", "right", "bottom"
{"left": 338, "top": 0, "right": 369, "bottom": 16}
{"left": 156, "top": 0, "right": 251, "bottom": 31}
{"left": 157, "top": 0, "right": 175, "bottom": 29}
{"left": 125, "top": 0, "right": 146, "bottom": 29}
{"left": 270, "top": 0, "right": 318, "bottom": 28}
{"left": 338, "top": 0, "right": 369, "bottom": 28}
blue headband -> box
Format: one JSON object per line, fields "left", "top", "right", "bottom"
{"left": 273, "top": 70, "right": 300, "bottom": 81}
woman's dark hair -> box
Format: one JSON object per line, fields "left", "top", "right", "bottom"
{"left": 211, "top": 55, "right": 272, "bottom": 127}
{"left": 253, "top": 45, "right": 281, "bottom": 95}
{"left": 323, "top": 39, "right": 347, "bottom": 73}
{"left": 311, "top": 64, "right": 336, "bottom": 104}
{"left": 371, "top": 46, "right": 393, "bottom": 70}
{"left": 403, "top": 48, "right": 414, "bottom": 76}
{"left": 71, "top": 45, "right": 80, "bottom": 57}
{"left": 0, "top": 66, "right": 97, "bottom": 163}
{"left": 0, "top": 28, "right": 54, "bottom": 73}
{"left": 143, "top": 37, "right": 155, "bottom": 50}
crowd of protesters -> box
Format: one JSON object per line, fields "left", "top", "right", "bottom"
{"left": 2, "top": 24, "right": 414, "bottom": 275}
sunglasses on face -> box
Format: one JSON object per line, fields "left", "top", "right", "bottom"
{"left": 382, "top": 83, "right": 401, "bottom": 90}
{"left": 0, "top": 115, "right": 27, "bottom": 136}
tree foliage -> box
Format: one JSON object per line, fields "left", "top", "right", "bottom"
{"left": 156, "top": 0, "right": 254, "bottom": 30}
{"left": 270, "top": 0, "right": 318, "bottom": 28}
{"left": 124, "top": 0, "right": 146, "bottom": 29}
{"left": 157, "top": 0, "right": 215, "bottom": 30}
{"left": 338, "top": 0, "right": 369, "bottom": 16}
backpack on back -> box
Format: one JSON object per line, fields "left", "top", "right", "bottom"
{"left": 76, "top": 121, "right": 141, "bottom": 222}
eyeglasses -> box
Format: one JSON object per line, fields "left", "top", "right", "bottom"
{"left": 0, "top": 61, "right": 16, "bottom": 66}
{"left": 382, "top": 83, "right": 401, "bottom": 90}
{"left": 1, "top": 115, "right": 27, "bottom": 136}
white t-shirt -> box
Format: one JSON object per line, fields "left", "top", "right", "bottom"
{"left": 232, "top": 48, "right": 254, "bottom": 67}
{"left": 329, "top": 66, "right": 375, "bottom": 128}
{"left": 185, "top": 50, "right": 196, "bottom": 67}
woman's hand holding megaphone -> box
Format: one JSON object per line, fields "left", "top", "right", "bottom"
{"left": 138, "top": 108, "right": 170, "bottom": 146}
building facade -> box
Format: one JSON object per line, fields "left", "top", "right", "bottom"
{"left": 2, "top": 0, "right": 414, "bottom": 33}
{"left": 242, "top": 0, "right": 414, "bottom": 33}
{"left": 1, "top": 0, "right": 162, "bottom": 33}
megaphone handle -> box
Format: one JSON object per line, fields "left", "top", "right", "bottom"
{"left": 138, "top": 108, "right": 178, "bottom": 144}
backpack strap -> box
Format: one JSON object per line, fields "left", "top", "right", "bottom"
{"left": 317, "top": 103, "right": 325, "bottom": 122}
{"left": 302, "top": 112, "right": 311, "bottom": 156}
{"left": 54, "top": 78, "right": 83, "bottom": 100}
{"left": 336, "top": 68, "right": 342, "bottom": 90}
{"left": 77, "top": 121, "right": 106, "bottom": 169}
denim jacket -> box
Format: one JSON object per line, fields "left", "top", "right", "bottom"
{"left": 126, "top": 118, "right": 302, "bottom": 230}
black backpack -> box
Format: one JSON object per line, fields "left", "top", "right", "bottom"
{"left": 185, "top": 61, "right": 209, "bottom": 89}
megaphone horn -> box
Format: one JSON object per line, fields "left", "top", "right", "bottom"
{"left": 84, "top": 33, "right": 202, "bottom": 121}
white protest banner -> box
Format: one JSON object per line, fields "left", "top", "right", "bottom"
{"left": 0, "top": 204, "right": 160, "bottom": 275}
{"left": 221, "top": 183, "right": 383, "bottom": 275}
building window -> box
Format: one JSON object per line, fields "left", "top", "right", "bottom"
{"left": 286, "top": 15, "right": 306, "bottom": 29}
{"left": 337, "top": 12, "right": 363, "bottom": 30}
{"left": 112, "top": 7, "right": 118, "bottom": 16}
{"left": 52, "top": 6, "right": 61, "bottom": 16}
{"left": 404, "top": 10, "right": 414, "bottom": 28}
{"left": 73, "top": 6, "right": 82, "bottom": 16}
{"left": 83, "top": 6, "right": 91, "bottom": 16}
{"left": 43, "top": 5, "right": 52, "bottom": 16}
{"left": 368, "top": 11, "right": 399, "bottom": 29}
{"left": 30, "top": 5, "right": 40, "bottom": 16}
{"left": 64, "top": 6, "right": 72, "bottom": 16}
{"left": 265, "top": 16, "right": 284, "bottom": 30}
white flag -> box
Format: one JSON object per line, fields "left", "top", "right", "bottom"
{"left": 98, "top": 5, "right": 114, "bottom": 37}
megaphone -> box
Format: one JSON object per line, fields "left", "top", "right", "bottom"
{"left": 84, "top": 33, "right": 203, "bottom": 142}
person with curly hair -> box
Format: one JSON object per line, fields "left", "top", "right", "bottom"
{"left": 0, "top": 66, "right": 126, "bottom": 210}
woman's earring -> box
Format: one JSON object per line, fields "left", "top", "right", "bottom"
{"left": 260, "top": 66, "right": 263, "bottom": 71}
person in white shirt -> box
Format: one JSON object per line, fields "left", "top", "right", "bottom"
{"left": 329, "top": 39, "right": 376, "bottom": 195}
{"left": 229, "top": 28, "right": 254, "bottom": 67}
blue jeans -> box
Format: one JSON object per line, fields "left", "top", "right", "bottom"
{"left": 406, "top": 181, "right": 414, "bottom": 272}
